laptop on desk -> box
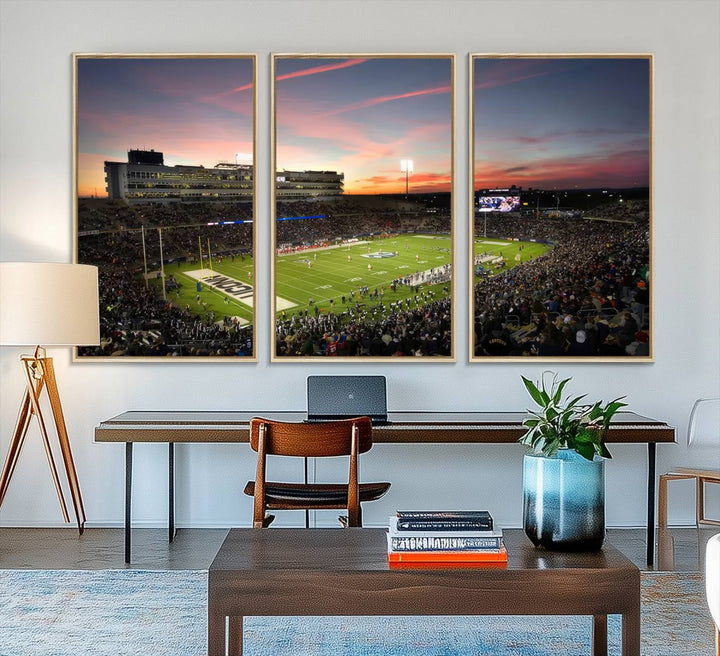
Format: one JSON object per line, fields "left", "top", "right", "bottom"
{"left": 306, "top": 375, "right": 389, "bottom": 425}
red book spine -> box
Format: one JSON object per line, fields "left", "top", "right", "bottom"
{"left": 388, "top": 545, "right": 507, "bottom": 563}
{"left": 389, "top": 560, "right": 508, "bottom": 570}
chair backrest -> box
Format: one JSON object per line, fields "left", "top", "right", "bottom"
{"left": 249, "top": 417, "right": 373, "bottom": 457}
{"left": 688, "top": 398, "right": 720, "bottom": 447}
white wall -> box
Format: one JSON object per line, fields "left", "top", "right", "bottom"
{"left": 1, "top": 0, "right": 718, "bottom": 530}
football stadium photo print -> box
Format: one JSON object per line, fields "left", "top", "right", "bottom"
{"left": 471, "top": 55, "right": 652, "bottom": 360}
{"left": 74, "top": 54, "right": 256, "bottom": 360}
{"left": 272, "top": 55, "right": 454, "bottom": 360}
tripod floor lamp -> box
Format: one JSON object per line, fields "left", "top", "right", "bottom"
{"left": 0, "top": 262, "right": 99, "bottom": 533}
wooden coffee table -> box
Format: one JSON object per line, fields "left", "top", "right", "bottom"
{"left": 208, "top": 528, "right": 640, "bottom": 656}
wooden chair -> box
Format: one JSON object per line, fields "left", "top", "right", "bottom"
{"left": 658, "top": 398, "right": 720, "bottom": 528}
{"left": 243, "top": 417, "right": 390, "bottom": 528}
{"left": 658, "top": 468, "right": 720, "bottom": 528}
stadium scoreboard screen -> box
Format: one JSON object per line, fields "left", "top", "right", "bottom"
{"left": 476, "top": 188, "right": 521, "bottom": 213}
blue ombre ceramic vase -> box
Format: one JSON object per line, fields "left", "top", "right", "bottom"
{"left": 523, "top": 448, "right": 606, "bottom": 551}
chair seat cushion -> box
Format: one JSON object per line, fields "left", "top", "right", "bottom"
{"left": 244, "top": 481, "right": 390, "bottom": 507}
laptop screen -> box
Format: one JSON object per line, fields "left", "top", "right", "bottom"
{"left": 306, "top": 375, "right": 387, "bottom": 422}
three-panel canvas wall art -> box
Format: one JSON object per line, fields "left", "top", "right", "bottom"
{"left": 73, "top": 53, "right": 652, "bottom": 362}
{"left": 75, "top": 55, "right": 257, "bottom": 360}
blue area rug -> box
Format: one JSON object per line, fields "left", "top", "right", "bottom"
{"left": 0, "top": 569, "right": 714, "bottom": 655}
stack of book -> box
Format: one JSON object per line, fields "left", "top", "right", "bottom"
{"left": 387, "top": 510, "right": 507, "bottom": 567}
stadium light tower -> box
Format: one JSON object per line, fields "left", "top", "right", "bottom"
{"left": 400, "top": 159, "right": 413, "bottom": 197}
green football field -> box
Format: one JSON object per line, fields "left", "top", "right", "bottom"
{"left": 151, "top": 234, "right": 552, "bottom": 325}
{"left": 472, "top": 237, "right": 552, "bottom": 279}
{"left": 153, "top": 254, "right": 255, "bottom": 326}
{"left": 274, "top": 235, "right": 452, "bottom": 320}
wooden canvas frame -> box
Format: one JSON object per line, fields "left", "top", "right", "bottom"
{"left": 271, "top": 54, "right": 455, "bottom": 362}
{"left": 469, "top": 54, "right": 653, "bottom": 362}
{"left": 73, "top": 53, "right": 257, "bottom": 361}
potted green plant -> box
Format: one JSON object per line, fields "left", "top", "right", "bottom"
{"left": 519, "top": 372, "right": 626, "bottom": 551}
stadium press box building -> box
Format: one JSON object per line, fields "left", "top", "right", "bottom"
{"left": 104, "top": 149, "right": 343, "bottom": 203}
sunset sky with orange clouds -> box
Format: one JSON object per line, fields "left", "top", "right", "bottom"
{"left": 77, "top": 56, "right": 646, "bottom": 200}
{"left": 77, "top": 56, "right": 453, "bottom": 199}
{"left": 76, "top": 57, "right": 254, "bottom": 198}
{"left": 473, "top": 57, "right": 650, "bottom": 190}
{"left": 274, "top": 57, "right": 453, "bottom": 195}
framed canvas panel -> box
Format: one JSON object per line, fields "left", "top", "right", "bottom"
{"left": 469, "top": 54, "right": 653, "bottom": 362}
{"left": 73, "top": 54, "right": 257, "bottom": 360}
{"left": 271, "top": 54, "right": 455, "bottom": 361}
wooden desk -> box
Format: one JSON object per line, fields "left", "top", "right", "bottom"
{"left": 207, "top": 528, "right": 641, "bottom": 656}
{"left": 94, "top": 411, "right": 675, "bottom": 564}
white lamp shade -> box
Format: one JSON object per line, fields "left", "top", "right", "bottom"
{"left": 0, "top": 262, "right": 100, "bottom": 346}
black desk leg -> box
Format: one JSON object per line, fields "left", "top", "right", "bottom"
{"left": 125, "top": 442, "right": 133, "bottom": 565}
{"left": 304, "top": 456, "right": 310, "bottom": 529}
{"left": 169, "top": 443, "right": 175, "bottom": 543}
{"left": 646, "top": 442, "right": 656, "bottom": 566}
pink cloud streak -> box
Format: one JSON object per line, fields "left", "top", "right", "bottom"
{"left": 474, "top": 71, "right": 550, "bottom": 90}
{"left": 324, "top": 85, "right": 450, "bottom": 116}
{"left": 472, "top": 59, "right": 562, "bottom": 91}
{"left": 224, "top": 58, "right": 369, "bottom": 95}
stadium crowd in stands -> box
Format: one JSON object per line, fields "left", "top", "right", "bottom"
{"left": 275, "top": 297, "right": 451, "bottom": 357}
{"left": 77, "top": 195, "right": 649, "bottom": 358}
{"left": 76, "top": 264, "right": 253, "bottom": 357}
{"left": 275, "top": 199, "right": 449, "bottom": 249}
{"left": 473, "top": 203, "right": 651, "bottom": 357}
{"left": 78, "top": 200, "right": 255, "bottom": 357}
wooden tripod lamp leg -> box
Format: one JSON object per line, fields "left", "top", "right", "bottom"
{"left": 41, "top": 357, "right": 86, "bottom": 533}
{"left": 0, "top": 354, "right": 85, "bottom": 534}
{"left": 0, "top": 391, "right": 34, "bottom": 506}
{"left": 1, "top": 361, "right": 70, "bottom": 523}
{"left": 20, "top": 356, "right": 72, "bottom": 525}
